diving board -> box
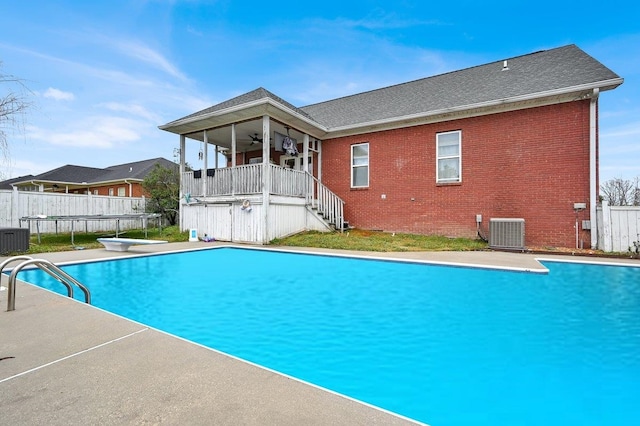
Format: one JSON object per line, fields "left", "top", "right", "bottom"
{"left": 97, "top": 238, "right": 168, "bottom": 252}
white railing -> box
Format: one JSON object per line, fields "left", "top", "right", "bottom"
{"left": 182, "top": 164, "right": 263, "bottom": 196}
{"left": 181, "top": 164, "right": 345, "bottom": 231}
{"left": 270, "top": 164, "right": 307, "bottom": 196}
{"left": 306, "top": 173, "right": 345, "bottom": 231}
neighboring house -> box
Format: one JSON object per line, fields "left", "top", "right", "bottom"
{"left": 4, "top": 158, "right": 176, "bottom": 197}
{"left": 0, "top": 175, "right": 35, "bottom": 190}
{"left": 160, "top": 44, "right": 622, "bottom": 249}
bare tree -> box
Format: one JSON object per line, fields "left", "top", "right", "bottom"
{"left": 600, "top": 177, "right": 640, "bottom": 206}
{"left": 1, "top": 63, "right": 32, "bottom": 179}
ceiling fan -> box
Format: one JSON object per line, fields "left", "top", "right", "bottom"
{"left": 249, "top": 133, "right": 263, "bottom": 144}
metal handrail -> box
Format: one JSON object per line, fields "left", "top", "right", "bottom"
{"left": 4, "top": 257, "right": 91, "bottom": 311}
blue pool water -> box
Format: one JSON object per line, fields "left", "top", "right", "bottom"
{"left": 14, "top": 248, "right": 640, "bottom": 425}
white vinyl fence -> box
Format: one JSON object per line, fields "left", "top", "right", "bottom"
{"left": 596, "top": 201, "right": 640, "bottom": 253}
{"left": 0, "top": 189, "right": 147, "bottom": 234}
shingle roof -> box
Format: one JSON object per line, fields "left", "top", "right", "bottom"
{"left": 0, "top": 175, "right": 35, "bottom": 190}
{"left": 162, "top": 44, "right": 621, "bottom": 134}
{"left": 164, "top": 87, "right": 314, "bottom": 126}
{"left": 18, "top": 158, "right": 176, "bottom": 185}
{"left": 300, "top": 44, "right": 621, "bottom": 128}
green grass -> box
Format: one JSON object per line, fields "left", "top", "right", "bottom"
{"left": 14, "top": 225, "right": 189, "bottom": 255}
{"left": 5, "top": 227, "right": 485, "bottom": 256}
{"left": 270, "top": 229, "right": 488, "bottom": 252}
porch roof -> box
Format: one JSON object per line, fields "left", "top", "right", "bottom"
{"left": 160, "top": 44, "right": 622, "bottom": 141}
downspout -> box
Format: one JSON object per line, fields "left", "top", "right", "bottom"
{"left": 124, "top": 179, "right": 132, "bottom": 197}
{"left": 262, "top": 115, "right": 271, "bottom": 244}
{"left": 179, "top": 134, "right": 186, "bottom": 231}
{"left": 590, "top": 88, "right": 600, "bottom": 249}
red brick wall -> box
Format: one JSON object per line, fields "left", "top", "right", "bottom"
{"left": 321, "top": 101, "right": 595, "bottom": 249}
{"left": 70, "top": 183, "right": 145, "bottom": 197}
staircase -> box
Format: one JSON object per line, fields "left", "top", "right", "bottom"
{"left": 305, "top": 173, "right": 347, "bottom": 231}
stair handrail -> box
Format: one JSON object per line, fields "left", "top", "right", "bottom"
{"left": 6, "top": 258, "right": 91, "bottom": 311}
{"left": 305, "top": 172, "right": 345, "bottom": 232}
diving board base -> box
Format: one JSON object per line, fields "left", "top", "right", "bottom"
{"left": 97, "top": 238, "right": 168, "bottom": 252}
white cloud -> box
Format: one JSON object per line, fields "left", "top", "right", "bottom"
{"left": 43, "top": 87, "right": 75, "bottom": 101}
{"left": 27, "top": 116, "right": 142, "bottom": 149}
{"left": 111, "top": 39, "right": 189, "bottom": 82}
{"left": 100, "top": 102, "right": 161, "bottom": 122}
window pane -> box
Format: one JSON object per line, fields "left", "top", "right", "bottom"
{"left": 438, "top": 158, "right": 459, "bottom": 179}
{"left": 353, "top": 157, "right": 368, "bottom": 166}
{"left": 353, "top": 144, "right": 368, "bottom": 158}
{"left": 353, "top": 166, "right": 368, "bottom": 187}
{"left": 438, "top": 140, "right": 459, "bottom": 156}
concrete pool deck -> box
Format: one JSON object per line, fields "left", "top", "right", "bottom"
{"left": 1, "top": 242, "right": 638, "bottom": 425}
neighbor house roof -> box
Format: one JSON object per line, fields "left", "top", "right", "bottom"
{"left": 7, "top": 158, "right": 176, "bottom": 187}
{"left": 160, "top": 44, "right": 622, "bottom": 139}
{"left": 0, "top": 175, "right": 35, "bottom": 190}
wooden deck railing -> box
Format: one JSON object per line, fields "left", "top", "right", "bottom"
{"left": 182, "top": 164, "right": 344, "bottom": 230}
{"left": 305, "top": 173, "right": 345, "bottom": 231}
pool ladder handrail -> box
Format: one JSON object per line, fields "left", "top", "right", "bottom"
{"left": 1, "top": 256, "right": 91, "bottom": 312}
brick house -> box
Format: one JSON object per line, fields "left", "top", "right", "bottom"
{"left": 5, "top": 158, "right": 176, "bottom": 198}
{"left": 160, "top": 44, "right": 622, "bottom": 248}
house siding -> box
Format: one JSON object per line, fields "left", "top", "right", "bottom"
{"left": 321, "top": 101, "right": 593, "bottom": 248}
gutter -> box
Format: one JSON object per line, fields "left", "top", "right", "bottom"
{"left": 326, "top": 78, "right": 624, "bottom": 135}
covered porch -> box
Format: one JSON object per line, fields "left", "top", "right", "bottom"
{"left": 160, "top": 90, "right": 344, "bottom": 244}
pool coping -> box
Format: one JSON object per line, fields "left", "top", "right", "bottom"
{"left": 2, "top": 242, "right": 639, "bottom": 425}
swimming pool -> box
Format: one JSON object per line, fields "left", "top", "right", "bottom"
{"left": 13, "top": 247, "right": 640, "bottom": 425}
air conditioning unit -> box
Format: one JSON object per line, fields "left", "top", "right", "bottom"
{"left": 0, "top": 227, "right": 30, "bottom": 254}
{"left": 489, "top": 218, "right": 525, "bottom": 250}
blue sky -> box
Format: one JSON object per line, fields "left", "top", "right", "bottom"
{"left": 1, "top": 0, "right": 638, "bottom": 184}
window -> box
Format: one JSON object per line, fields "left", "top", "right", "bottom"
{"left": 280, "top": 154, "right": 313, "bottom": 174}
{"left": 93, "top": 190, "right": 98, "bottom": 195}
{"left": 436, "top": 131, "right": 461, "bottom": 183}
{"left": 117, "top": 187, "right": 126, "bottom": 197}
{"left": 108, "top": 188, "right": 114, "bottom": 196}
{"left": 351, "top": 143, "right": 369, "bottom": 188}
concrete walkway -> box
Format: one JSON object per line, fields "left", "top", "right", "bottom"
{"left": 1, "top": 243, "right": 638, "bottom": 425}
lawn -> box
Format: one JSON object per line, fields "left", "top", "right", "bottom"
{"left": 5, "top": 227, "right": 487, "bottom": 255}
{"left": 270, "top": 229, "right": 488, "bottom": 252}
{"left": 18, "top": 225, "right": 189, "bottom": 254}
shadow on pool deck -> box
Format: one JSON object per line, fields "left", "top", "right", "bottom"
{"left": 1, "top": 242, "right": 638, "bottom": 424}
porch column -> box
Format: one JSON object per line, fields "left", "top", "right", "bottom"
{"left": 179, "top": 134, "right": 186, "bottom": 230}
{"left": 214, "top": 144, "right": 219, "bottom": 168}
{"left": 318, "top": 139, "right": 322, "bottom": 182}
{"left": 231, "top": 124, "right": 237, "bottom": 196}
{"left": 203, "top": 130, "right": 209, "bottom": 197}
{"left": 262, "top": 115, "right": 271, "bottom": 244}
{"left": 303, "top": 134, "right": 309, "bottom": 173}
{"left": 231, "top": 123, "right": 237, "bottom": 167}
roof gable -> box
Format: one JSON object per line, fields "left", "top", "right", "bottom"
{"left": 164, "top": 87, "right": 314, "bottom": 127}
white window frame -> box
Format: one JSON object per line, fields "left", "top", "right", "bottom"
{"left": 351, "top": 142, "right": 369, "bottom": 188}
{"left": 108, "top": 188, "right": 114, "bottom": 196}
{"left": 117, "top": 187, "right": 126, "bottom": 197}
{"left": 436, "top": 131, "right": 462, "bottom": 183}
{"left": 280, "top": 153, "right": 313, "bottom": 174}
